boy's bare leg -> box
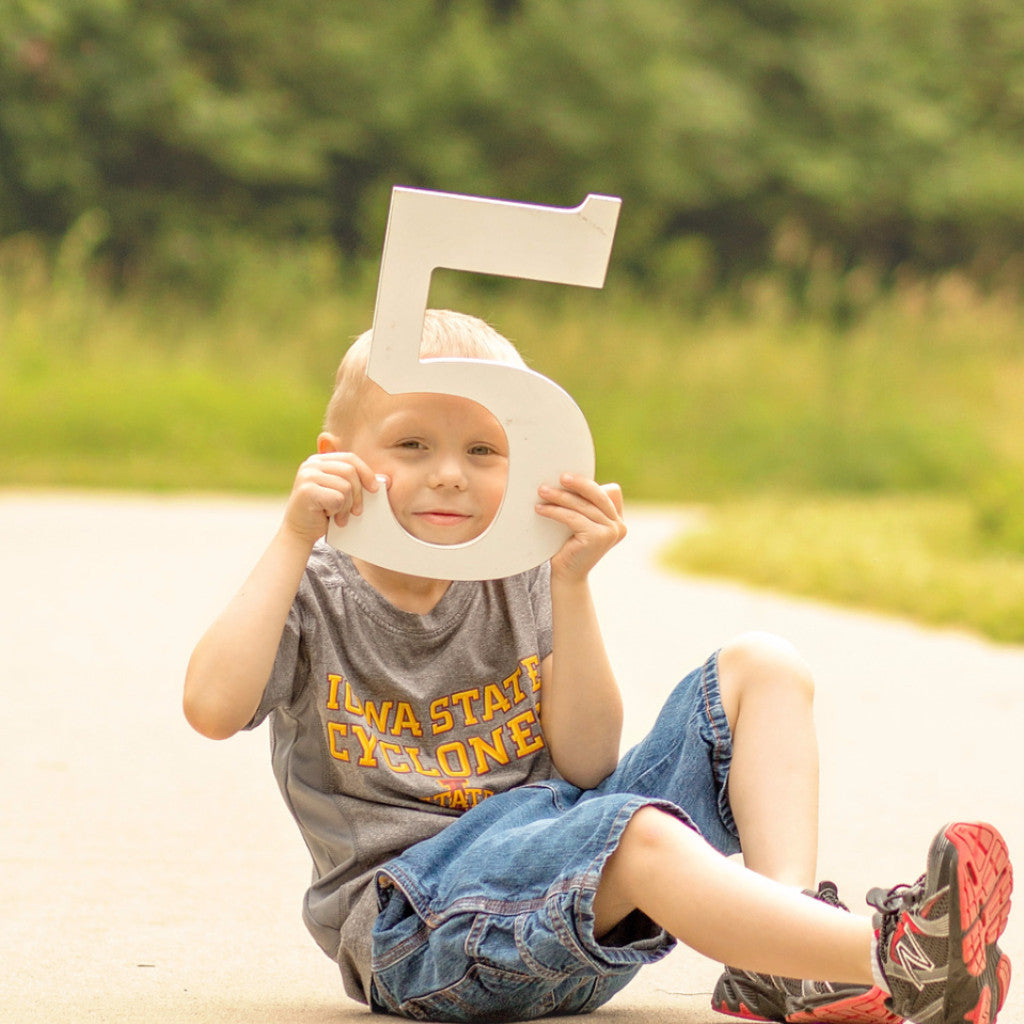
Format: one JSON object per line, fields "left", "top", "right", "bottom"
{"left": 593, "top": 631, "right": 855, "bottom": 979}
{"left": 593, "top": 806, "right": 874, "bottom": 984}
{"left": 717, "top": 632, "right": 820, "bottom": 889}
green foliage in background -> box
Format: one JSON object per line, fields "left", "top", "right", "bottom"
{"left": 3, "top": 0, "right": 1024, "bottom": 291}
{"left": 664, "top": 495, "right": 1024, "bottom": 644}
{"left": 5, "top": 228, "right": 1024, "bottom": 640}
{"left": 5, "top": 1, "right": 1024, "bottom": 642}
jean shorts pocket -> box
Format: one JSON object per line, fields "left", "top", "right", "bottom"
{"left": 388, "top": 961, "right": 559, "bottom": 1023}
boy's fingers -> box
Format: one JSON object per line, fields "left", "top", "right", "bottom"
{"left": 543, "top": 476, "right": 624, "bottom": 522}
{"left": 360, "top": 463, "right": 382, "bottom": 491}
{"left": 534, "top": 501, "right": 590, "bottom": 533}
{"left": 352, "top": 460, "right": 382, "bottom": 493}
{"left": 600, "top": 482, "right": 624, "bottom": 516}
{"left": 537, "top": 483, "right": 590, "bottom": 516}
{"left": 536, "top": 495, "right": 624, "bottom": 541}
{"left": 313, "top": 452, "right": 379, "bottom": 491}
{"left": 351, "top": 475, "right": 391, "bottom": 517}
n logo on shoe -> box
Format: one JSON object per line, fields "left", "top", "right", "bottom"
{"left": 892, "top": 924, "right": 937, "bottom": 989}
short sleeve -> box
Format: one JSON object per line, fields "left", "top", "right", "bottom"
{"left": 244, "top": 600, "right": 304, "bottom": 730}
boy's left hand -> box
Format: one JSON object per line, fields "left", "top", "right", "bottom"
{"left": 536, "top": 474, "right": 627, "bottom": 581}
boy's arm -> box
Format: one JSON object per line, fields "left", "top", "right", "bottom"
{"left": 183, "top": 452, "right": 378, "bottom": 739}
{"left": 534, "top": 475, "right": 627, "bottom": 789}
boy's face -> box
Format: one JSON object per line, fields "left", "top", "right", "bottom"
{"left": 342, "top": 387, "right": 509, "bottom": 546}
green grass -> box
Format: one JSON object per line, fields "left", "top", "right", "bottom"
{"left": 0, "top": 235, "right": 354, "bottom": 492}
{"left": 663, "top": 494, "right": 1024, "bottom": 644}
{"left": 4, "top": 233, "right": 1024, "bottom": 643}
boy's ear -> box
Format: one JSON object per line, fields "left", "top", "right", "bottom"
{"left": 317, "top": 432, "right": 341, "bottom": 454}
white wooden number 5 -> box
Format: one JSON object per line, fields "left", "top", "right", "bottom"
{"left": 327, "top": 187, "right": 621, "bottom": 581}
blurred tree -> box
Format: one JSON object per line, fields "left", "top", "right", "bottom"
{"left": 2, "top": 0, "right": 1023, "bottom": 287}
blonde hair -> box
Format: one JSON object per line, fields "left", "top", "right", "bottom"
{"left": 324, "top": 309, "right": 526, "bottom": 438}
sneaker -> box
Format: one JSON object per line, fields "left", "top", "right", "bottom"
{"left": 712, "top": 882, "right": 901, "bottom": 1024}
{"left": 870, "top": 821, "right": 1012, "bottom": 1024}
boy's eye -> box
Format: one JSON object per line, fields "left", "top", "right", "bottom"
{"left": 468, "top": 444, "right": 498, "bottom": 457}
{"left": 397, "top": 439, "right": 427, "bottom": 450}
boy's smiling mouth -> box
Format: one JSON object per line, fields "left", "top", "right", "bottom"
{"left": 415, "top": 510, "right": 472, "bottom": 525}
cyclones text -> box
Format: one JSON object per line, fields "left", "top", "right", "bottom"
{"left": 324, "top": 656, "right": 544, "bottom": 783}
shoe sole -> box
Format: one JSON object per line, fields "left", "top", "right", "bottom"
{"left": 711, "top": 975, "right": 787, "bottom": 1021}
{"left": 787, "top": 987, "right": 901, "bottom": 1024}
{"left": 710, "top": 997, "right": 775, "bottom": 1022}
{"left": 943, "top": 822, "right": 1013, "bottom": 1024}
{"left": 712, "top": 982, "right": 901, "bottom": 1024}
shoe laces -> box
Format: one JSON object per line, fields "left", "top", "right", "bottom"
{"left": 866, "top": 874, "right": 926, "bottom": 916}
{"left": 813, "top": 880, "right": 850, "bottom": 912}
{"left": 865, "top": 874, "right": 927, "bottom": 951}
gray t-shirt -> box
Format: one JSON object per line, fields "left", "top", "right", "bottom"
{"left": 247, "top": 541, "right": 555, "bottom": 1004}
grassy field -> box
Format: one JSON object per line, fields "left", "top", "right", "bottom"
{"left": 4, "top": 232, "right": 1024, "bottom": 642}
{"left": 663, "top": 494, "right": 1024, "bottom": 644}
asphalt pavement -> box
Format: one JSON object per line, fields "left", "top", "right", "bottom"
{"left": 2, "top": 491, "right": 1020, "bottom": 1023}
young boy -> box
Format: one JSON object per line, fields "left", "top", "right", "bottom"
{"left": 184, "top": 309, "right": 1012, "bottom": 1024}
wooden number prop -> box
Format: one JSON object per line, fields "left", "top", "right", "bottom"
{"left": 327, "top": 187, "right": 620, "bottom": 580}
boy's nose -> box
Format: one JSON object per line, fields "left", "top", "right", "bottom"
{"left": 428, "top": 455, "right": 468, "bottom": 489}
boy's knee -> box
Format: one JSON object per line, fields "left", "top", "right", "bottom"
{"left": 595, "top": 806, "right": 700, "bottom": 935}
{"left": 623, "top": 805, "right": 682, "bottom": 850}
{"left": 610, "top": 807, "right": 700, "bottom": 889}
{"left": 718, "top": 632, "right": 815, "bottom": 720}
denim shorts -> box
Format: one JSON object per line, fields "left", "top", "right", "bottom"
{"left": 370, "top": 651, "right": 740, "bottom": 1021}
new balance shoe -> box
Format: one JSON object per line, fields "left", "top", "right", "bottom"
{"left": 870, "top": 821, "right": 1012, "bottom": 1024}
{"left": 712, "top": 881, "right": 900, "bottom": 1024}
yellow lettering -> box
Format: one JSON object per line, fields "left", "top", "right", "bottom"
{"left": 451, "top": 688, "right": 480, "bottom": 726}
{"left": 406, "top": 747, "right": 441, "bottom": 778}
{"left": 419, "top": 785, "right": 495, "bottom": 809}
{"left": 435, "top": 741, "right": 471, "bottom": 778}
{"left": 523, "top": 655, "right": 542, "bottom": 693}
{"left": 481, "top": 683, "right": 512, "bottom": 721}
{"left": 468, "top": 726, "right": 510, "bottom": 775}
{"left": 344, "top": 680, "right": 363, "bottom": 716}
{"left": 378, "top": 741, "right": 411, "bottom": 773}
{"left": 430, "top": 697, "right": 454, "bottom": 735}
{"left": 326, "top": 674, "right": 343, "bottom": 711}
{"left": 392, "top": 702, "right": 424, "bottom": 738}
{"left": 327, "top": 721, "right": 349, "bottom": 761}
{"left": 502, "top": 666, "right": 526, "bottom": 704}
{"left": 352, "top": 724, "right": 378, "bottom": 767}
{"left": 364, "top": 699, "right": 393, "bottom": 734}
{"left": 507, "top": 709, "right": 545, "bottom": 758}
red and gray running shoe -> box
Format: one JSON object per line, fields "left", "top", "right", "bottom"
{"left": 870, "top": 821, "right": 1012, "bottom": 1024}
{"left": 712, "top": 882, "right": 901, "bottom": 1024}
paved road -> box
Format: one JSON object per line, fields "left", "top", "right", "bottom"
{"left": 2, "top": 492, "right": 1021, "bottom": 1023}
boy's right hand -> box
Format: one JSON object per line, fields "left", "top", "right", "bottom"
{"left": 282, "top": 452, "right": 382, "bottom": 546}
